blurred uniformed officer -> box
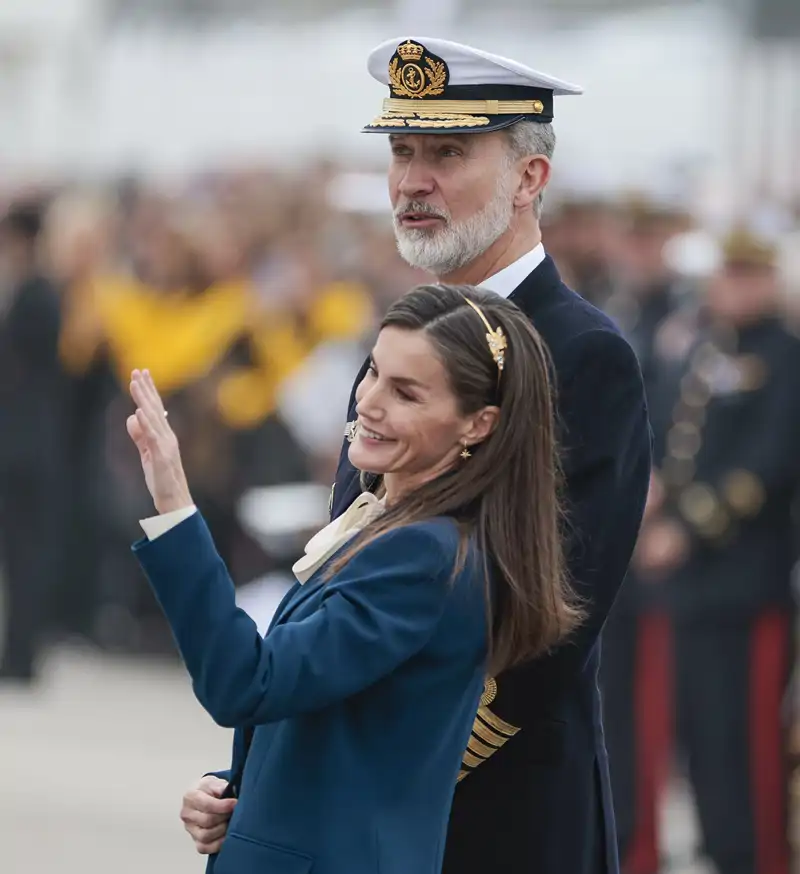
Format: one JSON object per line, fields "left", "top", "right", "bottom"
{"left": 541, "top": 192, "right": 620, "bottom": 307}
{"left": 638, "top": 225, "right": 800, "bottom": 874}
{"left": 0, "top": 202, "right": 64, "bottom": 683}
{"left": 600, "top": 194, "right": 695, "bottom": 873}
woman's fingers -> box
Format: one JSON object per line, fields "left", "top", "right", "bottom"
{"left": 128, "top": 368, "right": 193, "bottom": 514}
{"left": 131, "top": 370, "right": 158, "bottom": 416}
{"left": 135, "top": 407, "right": 159, "bottom": 447}
{"left": 131, "top": 370, "right": 170, "bottom": 438}
{"left": 126, "top": 413, "right": 146, "bottom": 447}
{"left": 135, "top": 369, "right": 167, "bottom": 422}
{"left": 143, "top": 369, "right": 169, "bottom": 418}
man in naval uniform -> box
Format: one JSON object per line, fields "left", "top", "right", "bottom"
{"left": 181, "top": 38, "right": 651, "bottom": 874}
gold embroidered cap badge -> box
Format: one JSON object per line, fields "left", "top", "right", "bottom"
{"left": 388, "top": 40, "right": 449, "bottom": 100}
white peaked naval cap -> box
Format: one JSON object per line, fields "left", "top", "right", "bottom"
{"left": 363, "top": 36, "right": 583, "bottom": 134}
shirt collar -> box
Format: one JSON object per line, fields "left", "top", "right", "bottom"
{"left": 478, "top": 243, "right": 546, "bottom": 299}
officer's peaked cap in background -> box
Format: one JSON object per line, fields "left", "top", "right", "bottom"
{"left": 363, "top": 37, "right": 582, "bottom": 135}
{"left": 720, "top": 225, "right": 778, "bottom": 270}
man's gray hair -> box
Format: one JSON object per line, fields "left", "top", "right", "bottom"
{"left": 504, "top": 121, "right": 556, "bottom": 218}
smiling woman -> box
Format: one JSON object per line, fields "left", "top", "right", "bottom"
{"left": 125, "top": 281, "right": 579, "bottom": 874}
{"left": 335, "top": 283, "right": 580, "bottom": 675}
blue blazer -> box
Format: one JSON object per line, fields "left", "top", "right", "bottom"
{"left": 134, "top": 513, "right": 488, "bottom": 874}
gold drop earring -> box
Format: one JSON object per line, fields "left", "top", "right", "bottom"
{"left": 460, "top": 440, "right": 472, "bottom": 460}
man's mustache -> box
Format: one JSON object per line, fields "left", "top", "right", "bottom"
{"left": 394, "top": 201, "right": 450, "bottom": 222}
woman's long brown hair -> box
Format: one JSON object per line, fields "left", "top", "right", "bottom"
{"left": 324, "top": 284, "right": 583, "bottom": 676}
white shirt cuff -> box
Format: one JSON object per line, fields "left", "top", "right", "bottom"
{"left": 140, "top": 506, "right": 197, "bottom": 541}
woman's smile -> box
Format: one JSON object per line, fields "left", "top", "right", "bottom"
{"left": 357, "top": 423, "right": 394, "bottom": 444}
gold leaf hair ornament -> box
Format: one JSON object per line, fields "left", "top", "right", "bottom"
{"left": 462, "top": 297, "right": 507, "bottom": 380}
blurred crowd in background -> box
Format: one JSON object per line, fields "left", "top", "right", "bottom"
{"left": 0, "top": 163, "right": 797, "bottom": 666}
{"left": 1, "top": 157, "right": 800, "bottom": 869}
{"left": 0, "top": 163, "right": 425, "bottom": 664}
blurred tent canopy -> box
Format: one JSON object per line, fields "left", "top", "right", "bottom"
{"left": 6, "top": 0, "right": 795, "bottom": 38}
{"left": 104, "top": 0, "right": 709, "bottom": 26}
{"left": 749, "top": 0, "right": 800, "bottom": 40}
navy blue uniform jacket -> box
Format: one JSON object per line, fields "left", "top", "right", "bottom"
{"left": 331, "top": 256, "right": 651, "bottom": 874}
{"left": 134, "top": 514, "right": 488, "bottom": 874}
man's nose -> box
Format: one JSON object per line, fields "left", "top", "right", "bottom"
{"left": 398, "top": 160, "right": 436, "bottom": 199}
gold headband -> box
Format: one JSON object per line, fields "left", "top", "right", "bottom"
{"left": 463, "top": 298, "right": 507, "bottom": 378}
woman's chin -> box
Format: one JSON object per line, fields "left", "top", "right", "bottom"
{"left": 348, "top": 442, "right": 391, "bottom": 474}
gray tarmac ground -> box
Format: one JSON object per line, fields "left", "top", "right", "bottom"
{"left": 0, "top": 645, "right": 790, "bottom": 874}
{"left": 0, "top": 647, "right": 230, "bottom": 874}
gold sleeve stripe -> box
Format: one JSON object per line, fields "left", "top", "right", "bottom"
{"left": 462, "top": 750, "right": 485, "bottom": 769}
{"left": 468, "top": 735, "right": 499, "bottom": 759}
{"left": 458, "top": 706, "right": 523, "bottom": 781}
{"left": 472, "top": 718, "right": 506, "bottom": 748}
{"left": 477, "top": 705, "right": 521, "bottom": 738}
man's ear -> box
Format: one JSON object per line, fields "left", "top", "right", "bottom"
{"left": 515, "top": 155, "right": 551, "bottom": 210}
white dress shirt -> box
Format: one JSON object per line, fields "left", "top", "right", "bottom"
{"left": 140, "top": 505, "right": 197, "bottom": 541}
{"left": 477, "top": 243, "right": 545, "bottom": 298}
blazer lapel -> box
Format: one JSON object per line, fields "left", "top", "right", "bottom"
{"left": 275, "top": 568, "right": 335, "bottom": 626}
{"left": 267, "top": 581, "right": 304, "bottom": 631}
{"left": 333, "top": 468, "right": 364, "bottom": 519}
{"left": 508, "top": 254, "right": 564, "bottom": 319}
{"left": 331, "top": 356, "right": 372, "bottom": 520}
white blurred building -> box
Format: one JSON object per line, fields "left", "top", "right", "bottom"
{"left": 0, "top": 0, "right": 797, "bottom": 213}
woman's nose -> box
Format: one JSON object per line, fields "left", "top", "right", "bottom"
{"left": 355, "top": 385, "right": 384, "bottom": 421}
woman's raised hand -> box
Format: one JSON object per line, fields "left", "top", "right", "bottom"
{"left": 127, "top": 369, "right": 193, "bottom": 515}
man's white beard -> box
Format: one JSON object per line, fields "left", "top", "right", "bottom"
{"left": 393, "top": 169, "right": 517, "bottom": 277}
